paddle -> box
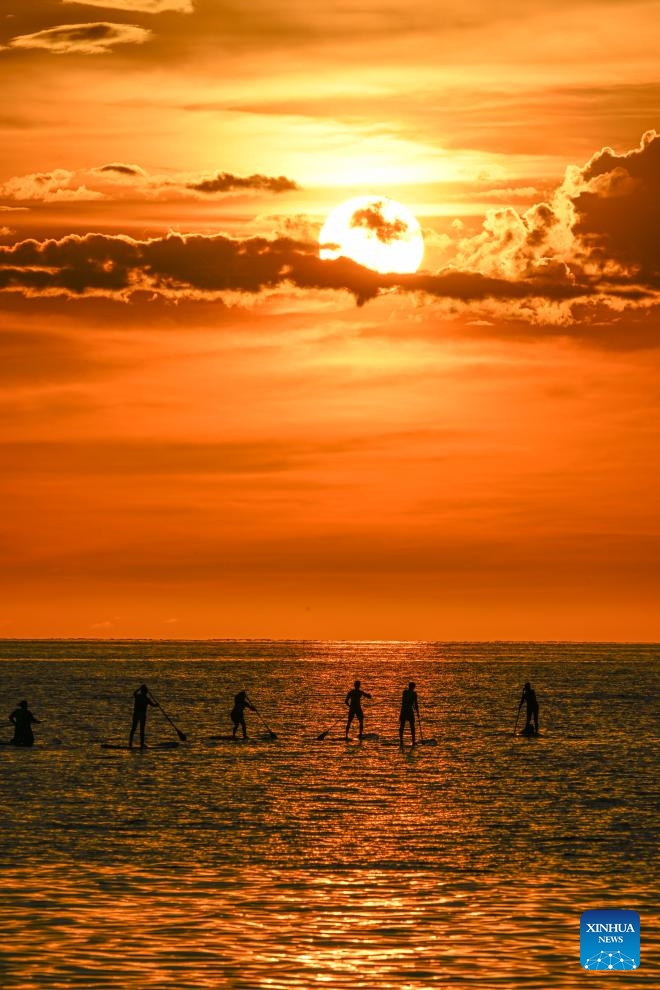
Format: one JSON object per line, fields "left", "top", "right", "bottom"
{"left": 416, "top": 710, "right": 438, "bottom": 746}
{"left": 317, "top": 716, "right": 343, "bottom": 741}
{"left": 148, "top": 691, "right": 187, "bottom": 742}
{"left": 246, "top": 695, "right": 277, "bottom": 739}
{"left": 513, "top": 702, "right": 522, "bottom": 737}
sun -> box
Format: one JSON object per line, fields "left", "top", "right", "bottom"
{"left": 319, "top": 195, "right": 424, "bottom": 274}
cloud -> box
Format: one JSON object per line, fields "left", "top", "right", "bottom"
{"left": 255, "top": 213, "right": 322, "bottom": 243}
{"left": 186, "top": 172, "right": 300, "bottom": 195}
{"left": 4, "top": 22, "right": 151, "bottom": 55}
{"left": 62, "top": 1, "right": 193, "bottom": 12}
{"left": 566, "top": 129, "right": 660, "bottom": 287}
{"left": 453, "top": 130, "right": 660, "bottom": 290}
{"left": 350, "top": 201, "right": 408, "bottom": 244}
{"left": 0, "top": 231, "right": 309, "bottom": 297}
{"left": 0, "top": 164, "right": 299, "bottom": 203}
{"left": 0, "top": 228, "right": 639, "bottom": 314}
{"left": 454, "top": 202, "right": 573, "bottom": 281}
{"left": 0, "top": 134, "right": 657, "bottom": 328}
{"left": 0, "top": 170, "right": 105, "bottom": 203}
{"left": 95, "top": 162, "right": 146, "bottom": 177}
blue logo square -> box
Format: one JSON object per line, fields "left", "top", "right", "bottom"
{"left": 581, "top": 910, "right": 640, "bottom": 971}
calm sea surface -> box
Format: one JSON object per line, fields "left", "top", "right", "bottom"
{"left": 0, "top": 640, "right": 657, "bottom": 989}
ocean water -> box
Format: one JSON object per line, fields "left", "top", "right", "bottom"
{"left": 0, "top": 640, "right": 657, "bottom": 989}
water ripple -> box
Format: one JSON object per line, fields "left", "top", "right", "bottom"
{"left": 0, "top": 642, "right": 657, "bottom": 987}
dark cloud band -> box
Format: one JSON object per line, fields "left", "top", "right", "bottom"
{"left": 0, "top": 229, "right": 645, "bottom": 309}
{"left": 186, "top": 172, "right": 299, "bottom": 194}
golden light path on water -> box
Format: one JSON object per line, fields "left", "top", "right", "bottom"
{"left": 0, "top": 641, "right": 657, "bottom": 988}
{"left": 1, "top": 866, "right": 631, "bottom": 988}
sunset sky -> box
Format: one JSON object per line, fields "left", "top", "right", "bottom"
{"left": 1, "top": 1, "right": 659, "bottom": 640}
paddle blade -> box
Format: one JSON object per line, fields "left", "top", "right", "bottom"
{"left": 176, "top": 729, "right": 187, "bottom": 742}
{"left": 421, "top": 737, "right": 438, "bottom": 746}
{"left": 317, "top": 730, "right": 330, "bottom": 740}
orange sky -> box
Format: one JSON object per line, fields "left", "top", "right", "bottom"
{"left": 1, "top": 1, "right": 659, "bottom": 640}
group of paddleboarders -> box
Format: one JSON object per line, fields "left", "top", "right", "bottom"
{"left": 7, "top": 680, "right": 540, "bottom": 747}
{"left": 344, "top": 680, "right": 421, "bottom": 744}
{"left": 130, "top": 685, "right": 259, "bottom": 747}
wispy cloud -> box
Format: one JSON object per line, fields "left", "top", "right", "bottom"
{"left": 4, "top": 22, "right": 151, "bottom": 55}
{"left": 62, "top": 1, "right": 193, "bottom": 12}
{"left": 0, "top": 164, "right": 300, "bottom": 203}
{"left": 186, "top": 172, "right": 299, "bottom": 194}
{"left": 96, "top": 162, "right": 147, "bottom": 177}
{"left": 0, "top": 169, "right": 105, "bottom": 203}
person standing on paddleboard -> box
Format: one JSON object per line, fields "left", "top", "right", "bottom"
{"left": 344, "top": 680, "right": 372, "bottom": 740}
{"left": 129, "top": 684, "right": 156, "bottom": 749}
{"left": 230, "top": 690, "right": 256, "bottom": 739}
{"left": 519, "top": 682, "right": 539, "bottom": 736}
{"left": 9, "top": 699, "right": 40, "bottom": 747}
{"left": 399, "top": 681, "right": 419, "bottom": 746}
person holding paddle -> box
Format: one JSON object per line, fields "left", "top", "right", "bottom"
{"left": 230, "top": 689, "right": 256, "bottom": 739}
{"left": 399, "top": 681, "right": 419, "bottom": 746}
{"left": 344, "top": 679, "right": 372, "bottom": 740}
{"left": 129, "top": 684, "right": 156, "bottom": 749}
{"left": 9, "top": 699, "right": 40, "bottom": 747}
{"left": 519, "top": 681, "right": 539, "bottom": 736}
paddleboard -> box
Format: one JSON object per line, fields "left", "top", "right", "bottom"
{"left": 326, "top": 732, "right": 381, "bottom": 743}
{"left": 208, "top": 734, "right": 250, "bottom": 742}
{"left": 379, "top": 738, "right": 431, "bottom": 747}
{"left": 100, "top": 741, "right": 179, "bottom": 750}
{"left": 207, "top": 733, "right": 274, "bottom": 743}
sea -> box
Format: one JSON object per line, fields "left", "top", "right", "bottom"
{"left": 0, "top": 640, "right": 657, "bottom": 989}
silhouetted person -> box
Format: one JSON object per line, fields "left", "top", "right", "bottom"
{"left": 345, "top": 679, "right": 372, "bottom": 740}
{"left": 519, "top": 682, "right": 539, "bottom": 735}
{"left": 10, "top": 700, "right": 40, "bottom": 747}
{"left": 129, "top": 684, "right": 156, "bottom": 749}
{"left": 399, "top": 681, "right": 419, "bottom": 745}
{"left": 231, "top": 690, "right": 255, "bottom": 739}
